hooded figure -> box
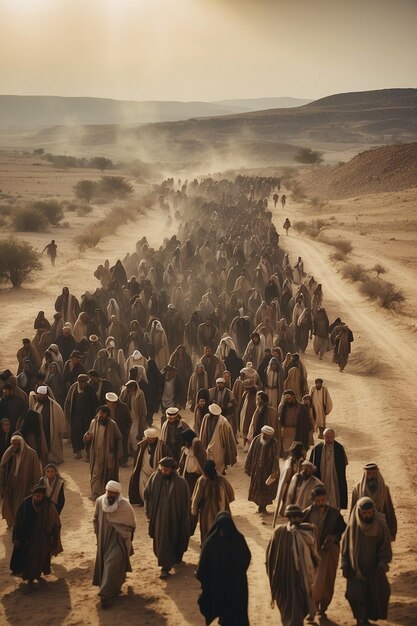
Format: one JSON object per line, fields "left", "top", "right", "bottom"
{"left": 196, "top": 512, "right": 251, "bottom": 626}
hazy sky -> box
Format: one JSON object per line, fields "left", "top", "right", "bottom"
{"left": 0, "top": 0, "right": 416, "bottom": 101}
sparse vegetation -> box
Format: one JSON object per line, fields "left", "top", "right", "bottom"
{"left": 74, "top": 204, "right": 138, "bottom": 251}
{"left": 294, "top": 147, "right": 323, "bottom": 165}
{"left": 321, "top": 235, "right": 353, "bottom": 256}
{"left": 341, "top": 263, "right": 368, "bottom": 282}
{"left": 74, "top": 180, "right": 96, "bottom": 203}
{"left": 73, "top": 176, "right": 133, "bottom": 203}
{"left": 372, "top": 263, "right": 387, "bottom": 278}
{"left": 90, "top": 157, "right": 113, "bottom": 172}
{"left": 32, "top": 200, "right": 64, "bottom": 225}
{"left": 359, "top": 278, "right": 405, "bottom": 309}
{"left": 0, "top": 237, "right": 42, "bottom": 287}
{"left": 12, "top": 206, "right": 49, "bottom": 232}
{"left": 44, "top": 153, "right": 116, "bottom": 171}
{"left": 293, "top": 218, "right": 329, "bottom": 238}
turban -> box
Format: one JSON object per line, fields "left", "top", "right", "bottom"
{"left": 301, "top": 461, "right": 316, "bottom": 471}
{"left": 166, "top": 407, "right": 179, "bottom": 416}
{"left": 77, "top": 374, "right": 89, "bottom": 382}
{"left": 105, "top": 392, "right": 118, "bottom": 402}
{"left": 261, "top": 425, "right": 274, "bottom": 436}
{"left": 285, "top": 504, "right": 303, "bottom": 517}
{"left": 215, "top": 377, "right": 225, "bottom": 384}
{"left": 159, "top": 457, "right": 178, "bottom": 469}
{"left": 168, "top": 303, "right": 175, "bottom": 310}
{"left": 311, "top": 485, "right": 327, "bottom": 497}
{"left": 358, "top": 497, "right": 375, "bottom": 510}
{"left": 208, "top": 403, "right": 221, "bottom": 416}
{"left": 106, "top": 480, "right": 122, "bottom": 493}
{"left": 284, "top": 389, "right": 296, "bottom": 396}
{"left": 11, "top": 434, "right": 24, "bottom": 443}
{"left": 243, "top": 379, "right": 255, "bottom": 388}
{"left": 37, "top": 386, "right": 48, "bottom": 395}
{"left": 89, "top": 334, "right": 98, "bottom": 342}
{"left": 144, "top": 428, "right": 158, "bottom": 438}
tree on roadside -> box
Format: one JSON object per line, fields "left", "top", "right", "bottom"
{"left": 74, "top": 179, "right": 97, "bottom": 203}
{"left": 0, "top": 237, "right": 42, "bottom": 287}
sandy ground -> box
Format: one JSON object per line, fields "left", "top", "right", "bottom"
{"left": 1, "top": 170, "right": 417, "bottom": 625}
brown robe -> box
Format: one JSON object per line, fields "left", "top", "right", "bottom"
{"left": 191, "top": 474, "right": 235, "bottom": 543}
{"left": 128, "top": 438, "right": 171, "bottom": 505}
{"left": 0, "top": 441, "right": 42, "bottom": 526}
{"left": 245, "top": 435, "right": 280, "bottom": 507}
{"left": 85, "top": 418, "right": 122, "bottom": 499}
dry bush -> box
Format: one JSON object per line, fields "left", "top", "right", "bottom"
{"left": 74, "top": 205, "right": 138, "bottom": 251}
{"left": 321, "top": 235, "right": 353, "bottom": 256}
{"left": 293, "top": 220, "right": 307, "bottom": 234}
{"left": 341, "top": 263, "right": 368, "bottom": 282}
{"left": 12, "top": 206, "right": 49, "bottom": 232}
{"left": 293, "top": 218, "right": 329, "bottom": 238}
{"left": 330, "top": 250, "right": 348, "bottom": 262}
{"left": 32, "top": 199, "right": 64, "bottom": 225}
{"left": 359, "top": 277, "right": 405, "bottom": 309}
{"left": 372, "top": 263, "right": 387, "bottom": 278}
{"left": 0, "top": 237, "right": 42, "bottom": 287}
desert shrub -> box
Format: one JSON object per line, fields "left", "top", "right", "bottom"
{"left": 32, "top": 200, "right": 64, "bottom": 225}
{"left": 33, "top": 148, "right": 44, "bottom": 155}
{"left": 98, "top": 176, "right": 133, "bottom": 198}
{"left": 45, "top": 154, "right": 87, "bottom": 168}
{"left": 0, "top": 237, "right": 42, "bottom": 287}
{"left": 91, "top": 157, "right": 113, "bottom": 171}
{"left": 76, "top": 204, "right": 93, "bottom": 216}
{"left": 293, "top": 220, "right": 307, "bottom": 234}
{"left": 359, "top": 278, "right": 405, "bottom": 309}
{"left": 330, "top": 250, "right": 348, "bottom": 262}
{"left": 294, "top": 147, "right": 323, "bottom": 165}
{"left": 293, "top": 218, "right": 329, "bottom": 238}
{"left": 321, "top": 235, "right": 353, "bottom": 256}
{"left": 372, "top": 263, "right": 386, "bottom": 278}
{"left": 341, "top": 263, "right": 368, "bottom": 282}
{"left": 74, "top": 205, "right": 138, "bottom": 251}
{"left": 74, "top": 179, "right": 97, "bottom": 203}
{"left": 12, "top": 207, "right": 49, "bottom": 232}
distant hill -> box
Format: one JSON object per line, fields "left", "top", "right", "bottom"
{"left": 0, "top": 95, "right": 310, "bottom": 127}
{"left": 299, "top": 142, "right": 417, "bottom": 199}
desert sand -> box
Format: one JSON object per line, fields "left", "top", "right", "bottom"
{"left": 0, "top": 155, "right": 417, "bottom": 626}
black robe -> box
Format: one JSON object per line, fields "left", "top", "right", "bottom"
{"left": 309, "top": 441, "right": 348, "bottom": 509}
{"left": 196, "top": 514, "right": 251, "bottom": 626}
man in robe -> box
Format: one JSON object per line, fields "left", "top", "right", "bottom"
{"left": 16, "top": 338, "right": 41, "bottom": 374}
{"left": 168, "top": 344, "right": 193, "bottom": 408}
{"left": 56, "top": 324, "right": 77, "bottom": 364}
{"left": 197, "top": 320, "right": 219, "bottom": 354}
{"left": 266, "top": 504, "right": 319, "bottom": 626}
{"left": 29, "top": 386, "right": 66, "bottom": 464}
{"left": 236, "top": 379, "right": 258, "bottom": 445}
{"left": 64, "top": 373, "right": 99, "bottom": 459}
{"left": 309, "top": 428, "right": 348, "bottom": 510}
{"left": 245, "top": 425, "right": 280, "bottom": 514}
{"left": 54, "top": 286, "right": 80, "bottom": 326}
{"left": 200, "top": 404, "right": 237, "bottom": 475}
{"left": 0, "top": 434, "right": 42, "bottom": 527}
{"left": 331, "top": 322, "right": 354, "bottom": 372}
{"left": 128, "top": 428, "right": 170, "bottom": 506}
{"left": 119, "top": 380, "right": 147, "bottom": 455}
{"left": 303, "top": 485, "right": 346, "bottom": 618}
{"left": 191, "top": 459, "right": 235, "bottom": 544}
{"left": 63, "top": 350, "right": 86, "bottom": 392}
{"left": 0, "top": 383, "right": 27, "bottom": 432}
{"left": 208, "top": 377, "right": 236, "bottom": 426}
{"left": 247, "top": 391, "right": 280, "bottom": 445}
{"left": 179, "top": 428, "right": 206, "bottom": 496}
{"left": 264, "top": 357, "right": 284, "bottom": 410}
{"left": 84, "top": 406, "right": 122, "bottom": 501}
{"left": 287, "top": 461, "right": 324, "bottom": 510}
{"left": 309, "top": 378, "right": 333, "bottom": 439}
{"left": 312, "top": 307, "right": 330, "bottom": 360}
{"left": 342, "top": 497, "right": 392, "bottom": 626}
{"left": 279, "top": 389, "right": 311, "bottom": 454}
{"left": 105, "top": 392, "right": 132, "bottom": 467}
{"left": 93, "top": 480, "right": 136, "bottom": 608}
{"left": 159, "top": 365, "right": 184, "bottom": 421}
{"left": 10, "top": 483, "right": 62, "bottom": 593}
{"left": 88, "top": 369, "right": 113, "bottom": 404}
{"left": 351, "top": 463, "right": 397, "bottom": 541}
{"left": 160, "top": 407, "right": 189, "bottom": 462}
{"left": 144, "top": 456, "right": 191, "bottom": 579}
{"left": 200, "top": 346, "right": 225, "bottom": 388}
{"left": 187, "top": 363, "right": 208, "bottom": 411}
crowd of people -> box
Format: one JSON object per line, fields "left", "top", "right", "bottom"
{"left": 0, "top": 174, "right": 395, "bottom": 626}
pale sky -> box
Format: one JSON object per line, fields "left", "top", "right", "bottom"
{"left": 0, "top": 0, "right": 416, "bottom": 102}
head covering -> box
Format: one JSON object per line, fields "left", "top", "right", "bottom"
{"left": 208, "top": 403, "right": 221, "bottom": 416}
{"left": 166, "top": 407, "right": 179, "bottom": 416}
{"left": 311, "top": 484, "right": 327, "bottom": 497}
{"left": 285, "top": 504, "right": 303, "bottom": 517}
{"left": 181, "top": 428, "right": 197, "bottom": 445}
{"left": 301, "top": 461, "right": 316, "bottom": 471}
{"left": 36, "top": 385, "right": 48, "bottom": 395}
{"left": 261, "top": 425, "right": 274, "bottom": 436}
{"left": 105, "top": 392, "right": 118, "bottom": 402}
{"left": 168, "top": 303, "right": 175, "bottom": 310}
{"left": 203, "top": 459, "right": 217, "bottom": 479}
{"left": 243, "top": 379, "right": 255, "bottom": 388}
{"left": 77, "top": 374, "right": 89, "bottom": 382}
{"left": 358, "top": 496, "right": 375, "bottom": 510}
{"left": 159, "top": 456, "right": 178, "bottom": 469}
{"left": 31, "top": 484, "right": 47, "bottom": 494}
{"left": 144, "top": 428, "right": 158, "bottom": 438}
{"left": 284, "top": 389, "right": 296, "bottom": 397}
{"left": 315, "top": 378, "right": 323, "bottom": 383}
{"left": 215, "top": 377, "right": 226, "bottom": 384}
{"left": 364, "top": 463, "right": 379, "bottom": 471}
{"left": 106, "top": 480, "right": 122, "bottom": 493}
{"left": 89, "top": 334, "right": 98, "bottom": 342}
{"left": 11, "top": 434, "right": 24, "bottom": 443}
{"left": 71, "top": 350, "right": 81, "bottom": 358}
